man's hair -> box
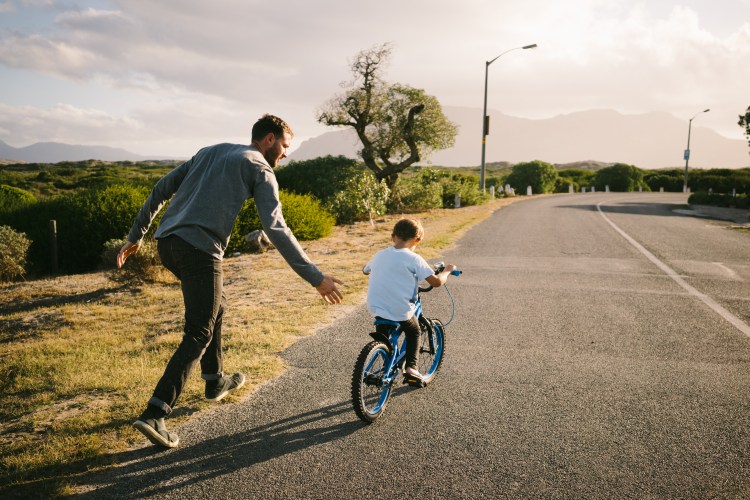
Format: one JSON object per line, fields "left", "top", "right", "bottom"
{"left": 251, "top": 114, "right": 293, "bottom": 141}
{"left": 392, "top": 218, "right": 424, "bottom": 242}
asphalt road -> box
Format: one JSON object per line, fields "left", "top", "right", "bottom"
{"left": 78, "top": 192, "right": 750, "bottom": 499}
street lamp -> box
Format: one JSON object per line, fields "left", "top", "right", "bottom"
{"left": 480, "top": 43, "right": 537, "bottom": 192}
{"left": 683, "top": 108, "right": 710, "bottom": 193}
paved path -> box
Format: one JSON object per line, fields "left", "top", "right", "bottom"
{"left": 77, "top": 193, "right": 750, "bottom": 499}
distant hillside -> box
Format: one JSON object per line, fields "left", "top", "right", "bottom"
{"left": 0, "top": 140, "right": 171, "bottom": 163}
{"left": 289, "top": 108, "right": 750, "bottom": 170}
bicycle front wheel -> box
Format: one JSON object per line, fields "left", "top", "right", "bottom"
{"left": 352, "top": 340, "right": 393, "bottom": 423}
{"left": 417, "top": 318, "right": 445, "bottom": 383}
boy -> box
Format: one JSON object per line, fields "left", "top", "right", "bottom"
{"left": 363, "top": 218, "right": 457, "bottom": 385}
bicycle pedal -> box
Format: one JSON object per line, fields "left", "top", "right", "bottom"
{"left": 402, "top": 375, "right": 426, "bottom": 388}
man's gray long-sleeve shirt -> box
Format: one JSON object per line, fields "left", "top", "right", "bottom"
{"left": 127, "top": 143, "right": 324, "bottom": 287}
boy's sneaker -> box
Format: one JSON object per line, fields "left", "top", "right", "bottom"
{"left": 133, "top": 416, "right": 179, "bottom": 448}
{"left": 205, "top": 372, "right": 246, "bottom": 402}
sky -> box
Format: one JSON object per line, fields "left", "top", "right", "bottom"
{"left": 0, "top": 0, "right": 749, "bottom": 159}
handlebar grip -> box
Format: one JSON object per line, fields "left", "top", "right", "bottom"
{"left": 451, "top": 269, "right": 462, "bottom": 276}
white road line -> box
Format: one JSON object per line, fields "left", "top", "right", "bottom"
{"left": 596, "top": 201, "right": 750, "bottom": 338}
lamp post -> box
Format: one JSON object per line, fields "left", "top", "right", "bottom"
{"left": 683, "top": 108, "right": 710, "bottom": 193}
{"left": 480, "top": 43, "right": 537, "bottom": 192}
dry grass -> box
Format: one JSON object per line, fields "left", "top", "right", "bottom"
{"left": 0, "top": 197, "right": 522, "bottom": 496}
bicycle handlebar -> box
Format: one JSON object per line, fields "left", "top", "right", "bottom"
{"left": 419, "top": 261, "right": 460, "bottom": 293}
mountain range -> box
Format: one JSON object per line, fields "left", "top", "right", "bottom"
{"left": 288, "top": 107, "right": 750, "bottom": 170}
{"left": 0, "top": 140, "right": 167, "bottom": 164}
{"left": 1, "top": 108, "right": 748, "bottom": 169}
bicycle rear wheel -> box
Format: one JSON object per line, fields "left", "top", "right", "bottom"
{"left": 417, "top": 318, "right": 445, "bottom": 383}
{"left": 352, "top": 340, "right": 393, "bottom": 423}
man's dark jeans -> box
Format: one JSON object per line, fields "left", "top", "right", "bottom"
{"left": 148, "top": 235, "right": 226, "bottom": 417}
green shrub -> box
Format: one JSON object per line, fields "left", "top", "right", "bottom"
{"left": 274, "top": 191, "right": 336, "bottom": 240}
{"left": 0, "top": 184, "right": 150, "bottom": 275}
{"left": 327, "top": 172, "right": 390, "bottom": 224}
{"left": 389, "top": 176, "right": 443, "bottom": 212}
{"left": 57, "top": 184, "right": 152, "bottom": 273}
{"left": 441, "top": 175, "right": 487, "bottom": 207}
{"left": 688, "top": 192, "right": 750, "bottom": 209}
{"left": 0, "top": 185, "right": 37, "bottom": 213}
{"left": 412, "top": 168, "right": 487, "bottom": 208}
{"left": 557, "top": 169, "right": 595, "bottom": 193}
{"left": 593, "top": 163, "right": 645, "bottom": 192}
{"left": 228, "top": 190, "right": 336, "bottom": 253}
{"left": 0, "top": 197, "right": 62, "bottom": 275}
{"left": 275, "top": 156, "right": 364, "bottom": 202}
{"left": 101, "top": 237, "right": 162, "bottom": 282}
{"left": 0, "top": 225, "right": 31, "bottom": 282}
{"left": 644, "top": 172, "right": 683, "bottom": 192}
{"left": 689, "top": 168, "right": 750, "bottom": 194}
{"left": 506, "top": 160, "right": 559, "bottom": 194}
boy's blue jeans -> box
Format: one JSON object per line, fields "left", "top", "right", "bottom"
{"left": 375, "top": 315, "right": 421, "bottom": 370}
{"left": 147, "top": 235, "right": 226, "bottom": 417}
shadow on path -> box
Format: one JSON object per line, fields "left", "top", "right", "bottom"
{"left": 556, "top": 201, "right": 686, "bottom": 218}
{"left": 75, "top": 400, "right": 364, "bottom": 499}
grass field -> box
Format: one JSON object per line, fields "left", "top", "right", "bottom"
{"left": 0, "top": 197, "right": 522, "bottom": 497}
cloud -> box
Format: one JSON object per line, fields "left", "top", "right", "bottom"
{"left": 0, "top": 91, "right": 263, "bottom": 156}
{"left": 0, "top": 102, "right": 138, "bottom": 144}
{"left": 0, "top": 0, "right": 748, "bottom": 155}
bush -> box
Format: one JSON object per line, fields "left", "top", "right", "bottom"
{"left": 274, "top": 191, "right": 336, "bottom": 240}
{"left": 413, "top": 168, "right": 487, "bottom": 208}
{"left": 228, "top": 190, "right": 336, "bottom": 253}
{"left": 101, "top": 237, "right": 163, "bottom": 282}
{"left": 644, "top": 172, "right": 683, "bottom": 192}
{"left": 689, "top": 168, "right": 750, "bottom": 195}
{"left": 688, "top": 192, "right": 750, "bottom": 209}
{"left": 275, "top": 156, "right": 364, "bottom": 202}
{"left": 389, "top": 176, "right": 443, "bottom": 212}
{"left": 506, "top": 160, "right": 559, "bottom": 194}
{"left": 441, "top": 175, "right": 487, "bottom": 207}
{"left": 327, "top": 172, "right": 390, "bottom": 224}
{"left": 593, "top": 163, "right": 645, "bottom": 192}
{"left": 0, "top": 185, "right": 37, "bottom": 213}
{"left": 556, "top": 169, "right": 595, "bottom": 193}
{"left": 0, "top": 225, "right": 31, "bottom": 282}
{"left": 0, "top": 184, "right": 150, "bottom": 275}
{"left": 57, "top": 184, "right": 152, "bottom": 273}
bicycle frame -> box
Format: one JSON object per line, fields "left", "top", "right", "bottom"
{"left": 370, "top": 299, "right": 425, "bottom": 387}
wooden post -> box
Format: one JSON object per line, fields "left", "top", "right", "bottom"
{"left": 49, "top": 220, "right": 58, "bottom": 275}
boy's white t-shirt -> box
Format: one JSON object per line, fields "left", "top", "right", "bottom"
{"left": 364, "top": 246, "right": 435, "bottom": 321}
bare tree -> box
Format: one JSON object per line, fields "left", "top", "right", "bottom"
{"left": 317, "top": 43, "right": 458, "bottom": 190}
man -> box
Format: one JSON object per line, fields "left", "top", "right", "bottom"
{"left": 118, "top": 114, "right": 344, "bottom": 448}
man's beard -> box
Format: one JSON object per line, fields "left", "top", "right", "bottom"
{"left": 264, "top": 151, "right": 278, "bottom": 168}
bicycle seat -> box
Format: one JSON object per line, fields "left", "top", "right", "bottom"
{"left": 373, "top": 317, "right": 400, "bottom": 327}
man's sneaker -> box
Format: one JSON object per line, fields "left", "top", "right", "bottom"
{"left": 205, "top": 372, "right": 246, "bottom": 402}
{"left": 133, "top": 417, "right": 179, "bottom": 448}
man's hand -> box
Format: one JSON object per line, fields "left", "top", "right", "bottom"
{"left": 315, "top": 275, "right": 345, "bottom": 304}
{"left": 117, "top": 240, "right": 141, "bottom": 269}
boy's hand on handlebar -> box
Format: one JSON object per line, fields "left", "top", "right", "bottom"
{"left": 445, "top": 264, "right": 457, "bottom": 274}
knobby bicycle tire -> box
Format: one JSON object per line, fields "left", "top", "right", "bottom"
{"left": 351, "top": 340, "right": 393, "bottom": 423}
{"left": 417, "top": 317, "right": 445, "bottom": 383}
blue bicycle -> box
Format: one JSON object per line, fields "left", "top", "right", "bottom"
{"left": 351, "top": 262, "right": 461, "bottom": 423}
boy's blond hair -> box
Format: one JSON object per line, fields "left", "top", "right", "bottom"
{"left": 392, "top": 218, "right": 424, "bottom": 242}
